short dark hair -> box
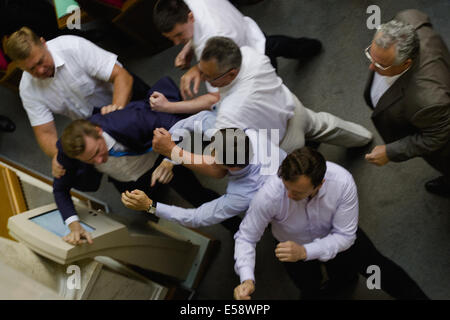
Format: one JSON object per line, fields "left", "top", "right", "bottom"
{"left": 61, "top": 120, "right": 101, "bottom": 158}
{"left": 201, "top": 37, "right": 242, "bottom": 73}
{"left": 211, "top": 128, "right": 252, "bottom": 168}
{"left": 153, "top": 0, "right": 191, "bottom": 33}
{"left": 278, "top": 147, "right": 326, "bottom": 187}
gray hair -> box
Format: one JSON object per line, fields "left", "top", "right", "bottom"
{"left": 200, "top": 36, "right": 242, "bottom": 72}
{"left": 375, "top": 20, "right": 419, "bottom": 64}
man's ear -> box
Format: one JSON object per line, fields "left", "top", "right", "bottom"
{"left": 188, "top": 11, "right": 194, "bottom": 23}
{"left": 403, "top": 58, "right": 413, "bottom": 68}
{"left": 40, "top": 37, "right": 46, "bottom": 47}
{"left": 96, "top": 126, "right": 103, "bottom": 136}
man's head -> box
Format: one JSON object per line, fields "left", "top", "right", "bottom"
{"left": 61, "top": 120, "right": 109, "bottom": 165}
{"left": 366, "top": 20, "right": 419, "bottom": 76}
{"left": 199, "top": 36, "right": 242, "bottom": 87}
{"left": 278, "top": 147, "right": 326, "bottom": 201}
{"left": 5, "top": 27, "right": 55, "bottom": 79}
{"left": 210, "top": 128, "right": 253, "bottom": 171}
{"left": 153, "top": 0, "right": 194, "bottom": 45}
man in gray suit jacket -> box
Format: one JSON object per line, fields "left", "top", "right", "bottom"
{"left": 363, "top": 9, "right": 450, "bottom": 197}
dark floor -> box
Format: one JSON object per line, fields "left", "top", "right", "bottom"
{"left": 0, "top": 0, "right": 449, "bottom": 300}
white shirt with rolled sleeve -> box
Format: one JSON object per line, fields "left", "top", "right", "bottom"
{"left": 234, "top": 161, "right": 359, "bottom": 283}
{"left": 19, "top": 35, "right": 118, "bottom": 127}
{"left": 184, "top": 0, "right": 266, "bottom": 61}
{"left": 215, "top": 46, "right": 295, "bottom": 143}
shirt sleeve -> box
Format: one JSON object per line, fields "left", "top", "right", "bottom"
{"left": 303, "top": 178, "right": 359, "bottom": 262}
{"left": 233, "top": 177, "right": 280, "bottom": 283}
{"left": 19, "top": 84, "right": 54, "bottom": 127}
{"left": 156, "top": 192, "right": 249, "bottom": 228}
{"left": 73, "top": 36, "right": 118, "bottom": 82}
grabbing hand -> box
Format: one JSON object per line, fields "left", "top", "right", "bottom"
{"left": 52, "top": 153, "right": 66, "bottom": 178}
{"left": 151, "top": 160, "right": 174, "bottom": 187}
{"left": 121, "top": 189, "right": 152, "bottom": 212}
{"left": 234, "top": 280, "right": 255, "bottom": 300}
{"left": 100, "top": 104, "right": 123, "bottom": 115}
{"left": 149, "top": 91, "right": 171, "bottom": 113}
{"left": 63, "top": 221, "right": 93, "bottom": 245}
{"left": 175, "top": 45, "right": 194, "bottom": 69}
{"left": 152, "top": 128, "right": 176, "bottom": 157}
{"left": 365, "top": 145, "right": 389, "bottom": 166}
{"left": 180, "top": 64, "right": 202, "bottom": 100}
{"left": 275, "top": 241, "right": 306, "bottom": 262}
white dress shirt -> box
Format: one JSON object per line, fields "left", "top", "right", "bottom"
{"left": 184, "top": 0, "right": 266, "bottom": 61}
{"left": 20, "top": 35, "right": 118, "bottom": 126}
{"left": 215, "top": 46, "right": 296, "bottom": 143}
{"left": 234, "top": 162, "right": 359, "bottom": 283}
{"left": 155, "top": 111, "right": 287, "bottom": 228}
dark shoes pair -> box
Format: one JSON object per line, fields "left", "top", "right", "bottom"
{"left": 0, "top": 115, "right": 15, "bottom": 133}
{"left": 425, "top": 176, "right": 450, "bottom": 197}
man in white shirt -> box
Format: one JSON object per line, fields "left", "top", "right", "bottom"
{"left": 151, "top": 0, "right": 321, "bottom": 111}
{"left": 5, "top": 27, "right": 150, "bottom": 177}
{"left": 197, "top": 37, "right": 373, "bottom": 154}
{"left": 233, "top": 147, "right": 428, "bottom": 300}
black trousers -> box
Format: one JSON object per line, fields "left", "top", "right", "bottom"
{"left": 110, "top": 155, "right": 220, "bottom": 209}
{"left": 265, "top": 35, "right": 322, "bottom": 70}
{"left": 282, "top": 228, "right": 429, "bottom": 300}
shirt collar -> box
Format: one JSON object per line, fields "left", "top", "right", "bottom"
{"left": 50, "top": 49, "right": 65, "bottom": 75}
{"left": 102, "top": 131, "right": 116, "bottom": 151}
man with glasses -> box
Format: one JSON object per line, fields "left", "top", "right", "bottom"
{"left": 149, "top": 0, "right": 321, "bottom": 114}
{"left": 363, "top": 10, "right": 450, "bottom": 197}
{"left": 153, "top": 37, "right": 373, "bottom": 158}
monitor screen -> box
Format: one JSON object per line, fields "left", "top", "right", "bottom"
{"left": 30, "top": 209, "right": 95, "bottom": 238}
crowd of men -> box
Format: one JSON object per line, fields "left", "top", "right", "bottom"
{"left": 3, "top": 0, "right": 449, "bottom": 299}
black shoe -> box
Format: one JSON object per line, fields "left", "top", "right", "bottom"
{"left": 0, "top": 115, "right": 15, "bottom": 132}
{"left": 425, "top": 176, "right": 450, "bottom": 197}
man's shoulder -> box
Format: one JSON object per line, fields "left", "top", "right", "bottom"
{"left": 324, "top": 162, "right": 354, "bottom": 186}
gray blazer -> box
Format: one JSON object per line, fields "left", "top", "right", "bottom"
{"left": 364, "top": 9, "right": 450, "bottom": 175}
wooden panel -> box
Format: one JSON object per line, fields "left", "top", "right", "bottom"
{"left": 0, "top": 166, "right": 27, "bottom": 240}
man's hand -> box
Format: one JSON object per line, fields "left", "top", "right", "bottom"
{"left": 121, "top": 190, "right": 152, "bottom": 212}
{"left": 100, "top": 104, "right": 124, "bottom": 115}
{"left": 175, "top": 43, "right": 194, "bottom": 69}
{"left": 152, "top": 128, "right": 176, "bottom": 158}
{"left": 151, "top": 160, "right": 174, "bottom": 187}
{"left": 63, "top": 221, "right": 93, "bottom": 245}
{"left": 52, "top": 153, "right": 66, "bottom": 178}
{"left": 149, "top": 91, "right": 172, "bottom": 113}
{"left": 180, "top": 64, "right": 202, "bottom": 100}
{"left": 275, "top": 241, "right": 306, "bottom": 262}
{"left": 365, "top": 145, "right": 390, "bottom": 166}
{"left": 234, "top": 280, "right": 255, "bottom": 300}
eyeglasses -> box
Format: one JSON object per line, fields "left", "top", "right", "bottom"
{"left": 199, "top": 66, "right": 233, "bottom": 82}
{"left": 364, "top": 46, "right": 394, "bottom": 71}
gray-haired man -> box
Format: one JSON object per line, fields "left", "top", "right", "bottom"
{"left": 363, "top": 9, "right": 450, "bottom": 197}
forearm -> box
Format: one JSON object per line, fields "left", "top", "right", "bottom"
{"left": 33, "top": 123, "right": 58, "bottom": 158}
{"left": 170, "top": 146, "right": 227, "bottom": 178}
{"left": 165, "top": 93, "right": 219, "bottom": 114}
{"left": 112, "top": 73, "right": 133, "bottom": 107}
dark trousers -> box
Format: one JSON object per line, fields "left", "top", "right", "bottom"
{"left": 282, "top": 228, "right": 429, "bottom": 300}
{"left": 265, "top": 35, "right": 322, "bottom": 70}
{"left": 110, "top": 155, "right": 220, "bottom": 209}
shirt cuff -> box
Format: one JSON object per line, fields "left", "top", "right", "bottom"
{"left": 65, "top": 215, "right": 80, "bottom": 227}
{"left": 303, "top": 241, "right": 323, "bottom": 261}
{"left": 155, "top": 203, "right": 170, "bottom": 219}
{"left": 238, "top": 267, "right": 255, "bottom": 284}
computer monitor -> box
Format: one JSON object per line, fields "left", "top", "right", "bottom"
{"left": 8, "top": 203, "right": 198, "bottom": 281}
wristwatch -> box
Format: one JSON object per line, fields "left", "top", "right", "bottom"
{"left": 147, "top": 200, "right": 157, "bottom": 214}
